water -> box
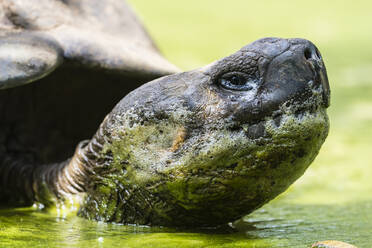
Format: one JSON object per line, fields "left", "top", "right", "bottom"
{"left": 0, "top": 199, "right": 370, "bottom": 247}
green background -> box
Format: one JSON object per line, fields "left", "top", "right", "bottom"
{"left": 1, "top": 0, "right": 372, "bottom": 247}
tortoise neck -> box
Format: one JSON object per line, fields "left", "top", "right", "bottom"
{"left": 35, "top": 120, "right": 111, "bottom": 204}
{"left": 46, "top": 140, "right": 93, "bottom": 197}
{"left": 0, "top": 115, "right": 110, "bottom": 206}
{"left": 0, "top": 138, "right": 103, "bottom": 206}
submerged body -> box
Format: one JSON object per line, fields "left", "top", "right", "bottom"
{"left": 0, "top": 0, "right": 330, "bottom": 227}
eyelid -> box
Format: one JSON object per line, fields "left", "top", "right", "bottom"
{"left": 221, "top": 72, "right": 249, "bottom": 79}
{"left": 218, "top": 72, "right": 255, "bottom": 91}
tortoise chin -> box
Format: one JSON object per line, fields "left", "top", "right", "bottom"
{"left": 79, "top": 38, "right": 330, "bottom": 227}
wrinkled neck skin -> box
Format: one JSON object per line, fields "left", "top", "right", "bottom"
{"left": 2, "top": 38, "right": 330, "bottom": 227}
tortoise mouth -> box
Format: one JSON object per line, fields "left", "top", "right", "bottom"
{"left": 273, "top": 81, "right": 327, "bottom": 121}
{"left": 233, "top": 78, "right": 328, "bottom": 140}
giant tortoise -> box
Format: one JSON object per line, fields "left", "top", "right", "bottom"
{"left": 0, "top": 0, "right": 330, "bottom": 227}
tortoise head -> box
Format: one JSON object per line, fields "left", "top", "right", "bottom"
{"left": 80, "top": 37, "right": 330, "bottom": 227}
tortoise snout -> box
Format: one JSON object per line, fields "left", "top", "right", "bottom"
{"left": 303, "top": 43, "right": 322, "bottom": 61}
{"left": 290, "top": 39, "right": 330, "bottom": 107}
{"left": 249, "top": 38, "right": 331, "bottom": 116}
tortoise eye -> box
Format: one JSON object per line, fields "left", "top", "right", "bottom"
{"left": 218, "top": 72, "right": 256, "bottom": 91}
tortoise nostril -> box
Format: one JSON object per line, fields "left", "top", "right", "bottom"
{"left": 304, "top": 48, "right": 312, "bottom": 60}
{"left": 304, "top": 47, "right": 321, "bottom": 61}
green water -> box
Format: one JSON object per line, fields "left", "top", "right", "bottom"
{"left": 1, "top": 201, "right": 371, "bottom": 247}
{"left": 2, "top": 0, "right": 372, "bottom": 247}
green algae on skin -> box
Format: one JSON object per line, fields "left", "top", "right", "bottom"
{"left": 79, "top": 93, "right": 329, "bottom": 226}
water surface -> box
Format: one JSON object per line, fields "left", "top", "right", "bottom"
{"left": 1, "top": 199, "right": 371, "bottom": 247}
